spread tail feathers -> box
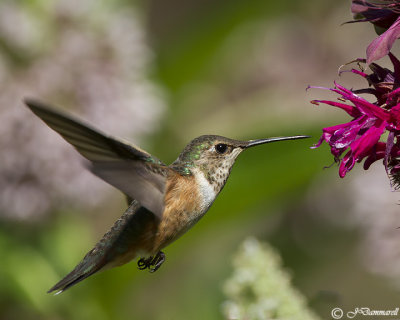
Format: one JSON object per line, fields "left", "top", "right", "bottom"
{"left": 48, "top": 202, "right": 150, "bottom": 294}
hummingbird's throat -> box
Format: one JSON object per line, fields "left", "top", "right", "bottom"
{"left": 193, "top": 168, "right": 217, "bottom": 211}
{"left": 200, "top": 148, "right": 241, "bottom": 194}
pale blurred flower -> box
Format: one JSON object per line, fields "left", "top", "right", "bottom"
{"left": 306, "top": 168, "right": 400, "bottom": 286}
{"left": 347, "top": 170, "right": 400, "bottom": 282}
{"left": 0, "top": 0, "right": 165, "bottom": 220}
{"left": 222, "top": 237, "right": 320, "bottom": 320}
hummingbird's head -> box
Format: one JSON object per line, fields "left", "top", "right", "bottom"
{"left": 172, "top": 134, "right": 309, "bottom": 192}
{"left": 174, "top": 135, "right": 245, "bottom": 171}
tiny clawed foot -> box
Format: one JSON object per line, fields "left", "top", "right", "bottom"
{"left": 137, "top": 251, "right": 166, "bottom": 273}
{"left": 149, "top": 251, "right": 165, "bottom": 273}
{"left": 137, "top": 257, "right": 152, "bottom": 270}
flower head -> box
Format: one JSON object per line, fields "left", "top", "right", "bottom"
{"left": 311, "top": 54, "right": 400, "bottom": 187}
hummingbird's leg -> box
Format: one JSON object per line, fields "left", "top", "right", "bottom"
{"left": 149, "top": 251, "right": 165, "bottom": 273}
{"left": 137, "top": 256, "right": 153, "bottom": 270}
{"left": 137, "top": 251, "right": 165, "bottom": 272}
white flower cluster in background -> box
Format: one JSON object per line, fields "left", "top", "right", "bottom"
{"left": 0, "top": 0, "right": 165, "bottom": 220}
{"left": 222, "top": 237, "right": 320, "bottom": 320}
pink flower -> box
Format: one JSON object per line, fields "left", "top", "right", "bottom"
{"left": 311, "top": 53, "right": 400, "bottom": 186}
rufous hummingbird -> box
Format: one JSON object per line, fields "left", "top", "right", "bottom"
{"left": 25, "top": 99, "right": 309, "bottom": 294}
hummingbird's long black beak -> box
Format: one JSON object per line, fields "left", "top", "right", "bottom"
{"left": 244, "top": 135, "right": 310, "bottom": 148}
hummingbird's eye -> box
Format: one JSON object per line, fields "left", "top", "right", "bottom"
{"left": 215, "top": 143, "right": 228, "bottom": 154}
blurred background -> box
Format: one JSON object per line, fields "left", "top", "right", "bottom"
{"left": 1, "top": 0, "right": 400, "bottom": 319}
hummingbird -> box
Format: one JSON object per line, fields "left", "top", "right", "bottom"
{"left": 25, "top": 99, "right": 309, "bottom": 294}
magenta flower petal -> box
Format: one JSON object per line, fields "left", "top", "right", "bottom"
{"left": 311, "top": 99, "right": 361, "bottom": 117}
{"left": 340, "top": 150, "right": 357, "bottom": 178}
{"left": 313, "top": 115, "right": 371, "bottom": 158}
{"left": 349, "top": 68, "right": 369, "bottom": 78}
{"left": 311, "top": 54, "right": 400, "bottom": 183}
{"left": 386, "top": 88, "right": 400, "bottom": 106}
{"left": 353, "top": 120, "right": 386, "bottom": 160}
{"left": 338, "top": 120, "right": 386, "bottom": 177}
{"left": 333, "top": 82, "right": 390, "bottom": 120}
{"left": 388, "top": 104, "right": 400, "bottom": 129}
{"left": 363, "top": 142, "right": 386, "bottom": 170}
{"left": 367, "top": 16, "right": 400, "bottom": 63}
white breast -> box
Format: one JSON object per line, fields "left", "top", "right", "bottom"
{"left": 194, "top": 169, "right": 217, "bottom": 211}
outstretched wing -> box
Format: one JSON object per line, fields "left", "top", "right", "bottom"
{"left": 25, "top": 99, "right": 168, "bottom": 218}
